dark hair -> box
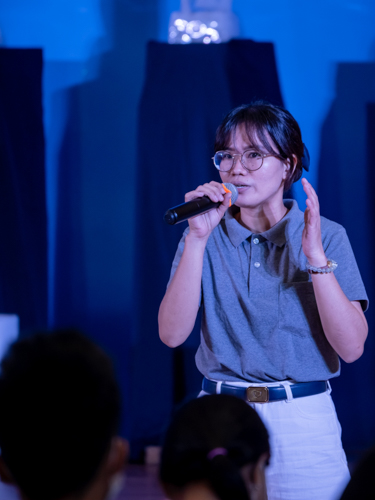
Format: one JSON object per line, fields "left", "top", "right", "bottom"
{"left": 159, "top": 394, "right": 270, "bottom": 500}
{"left": 0, "top": 330, "right": 121, "bottom": 500}
{"left": 214, "top": 101, "right": 304, "bottom": 192}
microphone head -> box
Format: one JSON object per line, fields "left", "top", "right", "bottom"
{"left": 223, "top": 183, "right": 239, "bottom": 205}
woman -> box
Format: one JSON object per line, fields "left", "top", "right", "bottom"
{"left": 159, "top": 394, "right": 270, "bottom": 500}
{"left": 158, "top": 101, "right": 368, "bottom": 500}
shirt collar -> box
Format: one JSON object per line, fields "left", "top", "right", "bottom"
{"left": 224, "top": 199, "right": 302, "bottom": 248}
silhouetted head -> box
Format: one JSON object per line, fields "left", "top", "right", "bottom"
{"left": 160, "top": 394, "right": 270, "bottom": 500}
{"left": 0, "top": 330, "right": 127, "bottom": 500}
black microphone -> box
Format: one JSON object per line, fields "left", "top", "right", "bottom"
{"left": 163, "top": 183, "right": 239, "bottom": 225}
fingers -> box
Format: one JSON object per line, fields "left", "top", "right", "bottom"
{"left": 302, "top": 178, "right": 320, "bottom": 221}
{"left": 301, "top": 179, "right": 325, "bottom": 262}
{"left": 185, "top": 181, "right": 226, "bottom": 203}
{"left": 217, "top": 191, "right": 232, "bottom": 214}
{"left": 302, "top": 178, "right": 319, "bottom": 206}
{"left": 185, "top": 182, "right": 231, "bottom": 238}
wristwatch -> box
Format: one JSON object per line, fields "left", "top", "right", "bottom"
{"left": 306, "top": 259, "right": 338, "bottom": 274}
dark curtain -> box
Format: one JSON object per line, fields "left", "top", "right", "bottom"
{"left": 0, "top": 49, "right": 47, "bottom": 332}
{"left": 131, "top": 40, "right": 283, "bottom": 459}
{"left": 318, "top": 62, "right": 375, "bottom": 459}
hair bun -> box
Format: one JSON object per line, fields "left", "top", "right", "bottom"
{"left": 302, "top": 144, "right": 310, "bottom": 171}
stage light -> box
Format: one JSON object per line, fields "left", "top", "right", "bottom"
{"left": 168, "top": 0, "right": 239, "bottom": 44}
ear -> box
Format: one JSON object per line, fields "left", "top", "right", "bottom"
{"left": 283, "top": 155, "right": 297, "bottom": 178}
{"left": 240, "top": 451, "right": 269, "bottom": 500}
{"left": 252, "top": 452, "right": 269, "bottom": 484}
{"left": 0, "top": 456, "right": 15, "bottom": 485}
{"left": 161, "top": 482, "right": 184, "bottom": 500}
{"left": 105, "top": 437, "right": 129, "bottom": 477}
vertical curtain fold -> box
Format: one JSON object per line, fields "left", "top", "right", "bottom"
{"left": 0, "top": 49, "right": 47, "bottom": 332}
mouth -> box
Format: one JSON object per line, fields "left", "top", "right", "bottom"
{"left": 234, "top": 184, "right": 250, "bottom": 190}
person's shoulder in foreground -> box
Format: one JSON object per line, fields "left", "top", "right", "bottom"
{"left": 0, "top": 329, "right": 128, "bottom": 500}
{"left": 159, "top": 394, "right": 270, "bottom": 500}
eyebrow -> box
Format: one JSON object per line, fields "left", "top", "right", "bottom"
{"left": 224, "top": 145, "right": 263, "bottom": 152}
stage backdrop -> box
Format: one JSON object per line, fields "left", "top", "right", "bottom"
{"left": 318, "top": 61, "right": 375, "bottom": 459}
{"left": 0, "top": 48, "right": 47, "bottom": 332}
{"left": 131, "top": 39, "right": 283, "bottom": 459}
{"left": 1, "top": 41, "right": 374, "bottom": 465}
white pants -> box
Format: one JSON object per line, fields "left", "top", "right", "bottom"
{"left": 200, "top": 381, "right": 350, "bottom": 500}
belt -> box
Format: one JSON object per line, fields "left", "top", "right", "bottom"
{"left": 202, "top": 378, "right": 328, "bottom": 403}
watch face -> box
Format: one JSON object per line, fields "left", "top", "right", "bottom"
{"left": 328, "top": 260, "right": 338, "bottom": 270}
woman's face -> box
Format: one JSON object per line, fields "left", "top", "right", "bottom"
{"left": 219, "top": 124, "right": 289, "bottom": 212}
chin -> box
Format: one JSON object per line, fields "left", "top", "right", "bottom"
{"left": 235, "top": 195, "right": 259, "bottom": 209}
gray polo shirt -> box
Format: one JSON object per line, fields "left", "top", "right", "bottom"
{"left": 169, "top": 200, "right": 368, "bottom": 383}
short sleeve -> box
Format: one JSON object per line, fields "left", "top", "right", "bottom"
{"left": 322, "top": 223, "right": 369, "bottom": 311}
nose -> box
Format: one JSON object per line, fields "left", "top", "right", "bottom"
{"left": 231, "top": 153, "right": 247, "bottom": 174}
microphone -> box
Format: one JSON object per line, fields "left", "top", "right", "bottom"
{"left": 163, "top": 183, "right": 239, "bottom": 225}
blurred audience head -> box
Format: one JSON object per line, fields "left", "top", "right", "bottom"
{"left": 0, "top": 329, "right": 127, "bottom": 500}
{"left": 160, "top": 394, "right": 270, "bottom": 500}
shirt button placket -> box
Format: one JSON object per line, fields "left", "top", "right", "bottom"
{"left": 253, "top": 237, "right": 261, "bottom": 268}
{"left": 249, "top": 236, "right": 261, "bottom": 296}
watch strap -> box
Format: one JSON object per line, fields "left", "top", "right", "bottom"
{"left": 306, "top": 259, "right": 338, "bottom": 274}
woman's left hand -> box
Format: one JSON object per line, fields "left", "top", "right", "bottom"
{"left": 301, "top": 178, "right": 368, "bottom": 363}
{"left": 301, "top": 178, "right": 326, "bottom": 266}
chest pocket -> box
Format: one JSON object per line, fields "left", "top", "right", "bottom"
{"left": 278, "top": 281, "right": 322, "bottom": 337}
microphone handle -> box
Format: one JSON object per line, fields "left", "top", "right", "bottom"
{"left": 163, "top": 196, "right": 220, "bottom": 225}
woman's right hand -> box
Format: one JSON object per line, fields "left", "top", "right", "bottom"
{"left": 159, "top": 181, "right": 231, "bottom": 347}
{"left": 185, "top": 181, "right": 232, "bottom": 240}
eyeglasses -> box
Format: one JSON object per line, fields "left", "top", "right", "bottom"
{"left": 212, "top": 150, "right": 281, "bottom": 172}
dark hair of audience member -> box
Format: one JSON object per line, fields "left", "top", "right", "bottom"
{"left": 0, "top": 330, "right": 122, "bottom": 500}
{"left": 159, "top": 394, "right": 270, "bottom": 500}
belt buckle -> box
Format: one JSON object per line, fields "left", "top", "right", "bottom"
{"left": 246, "top": 386, "right": 269, "bottom": 403}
